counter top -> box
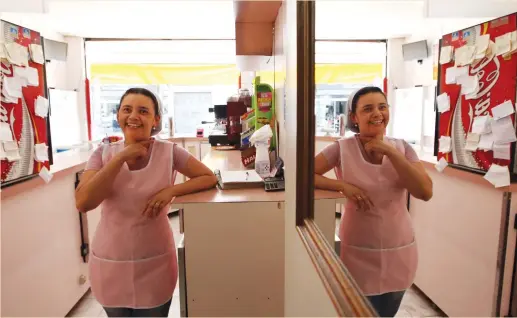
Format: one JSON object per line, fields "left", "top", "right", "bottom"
{"left": 2, "top": 147, "right": 96, "bottom": 199}
{"left": 173, "top": 149, "right": 345, "bottom": 204}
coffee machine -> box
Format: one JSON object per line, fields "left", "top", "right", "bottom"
{"left": 208, "top": 104, "right": 230, "bottom": 146}
{"left": 208, "top": 100, "right": 247, "bottom": 147}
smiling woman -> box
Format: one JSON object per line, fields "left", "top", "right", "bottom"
{"left": 74, "top": 87, "right": 217, "bottom": 317}
{"left": 314, "top": 85, "right": 433, "bottom": 316}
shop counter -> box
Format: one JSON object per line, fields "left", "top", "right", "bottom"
{"left": 171, "top": 149, "right": 344, "bottom": 317}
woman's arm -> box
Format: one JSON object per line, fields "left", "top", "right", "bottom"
{"left": 314, "top": 153, "right": 345, "bottom": 192}
{"left": 315, "top": 148, "right": 374, "bottom": 210}
{"left": 143, "top": 154, "right": 217, "bottom": 217}
{"left": 167, "top": 156, "right": 218, "bottom": 197}
{"left": 361, "top": 137, "right": 433, "bottom": 201}
{"left": 385, "top": 147, "right": 433, "bottom": 201}
{"left": 75, "top": 155, "right": 125, "bottom": 213}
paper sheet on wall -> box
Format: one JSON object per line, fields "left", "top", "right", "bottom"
{"left": 491, "top": 116, "right": 517, "bottom": 144}
{"left": 3, "top": 140, "right": 20, "bottom": 162}
{"left": 34, "top": 143, "right": 49, "bottom": 162}
{"left": 35, "top": 96, "right": 49, "bottom": 118}
{"left": 439, "top": 136, "right": 452, "bottom": 153}
{"left": 483, "top": 164, "right": 510, "bottom": 188}
{"left": 474, "top": 34, "right": 490, "bottom": 60}
{"left": 455, "top": 45, "right": 475, "bottom": 67}
{"left": 472, "top": 115, "right": 492, "bottom": 134}
{"left": 465, "top": 133, "right": 480, "bottom": 152}
{"left": 439, "top": 46, "right": 453, "bottom": 64}
{"left": 435, "top": 157, "right": 448, "bottom": 173}
{"left": 445, "top": 67, "right": 457, "bottom": 84}
{"left": 491, "top": 100, "right": 515, "bottom": 120}
{"left": 493, "top": 143, "right": 511, "bottom": 160}
{"left": 495, "top": 32, "right": 511, "bottom": 56}
{"left": 478, "top": 133, "right": 494, "bottom": 151}
{"left": 39, "top": 167, "right": 53, "bottom": 184}
{"left": 436, "top": 93, "right": 450, "bottom": 113}
{"left": 5, "top": 42, "right": 28, "bottom": 66}
{"left": 26, "top": 67, "right": 39, "bottom": 86}
{"left": 29, "top": 44, "right": 44, "bottom": 64}
{"left": 0, "top": 122, "right": 14, "bottom": 141}
{"left": 445, "top": 66, "right": 469, "bottom": 85}
{"left": 3, "top": 76, "right": 23, "bottom": 99}
{"left": 13, "top": 66, "right": 38, "bottom": 87}
{"left": 457, "top": 75, "right": 479, "bottom": 95}
{"left": 13, "top": 66, "right": 28, "bottom": 87}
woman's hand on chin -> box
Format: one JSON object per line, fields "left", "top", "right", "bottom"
{"left": 358, "top": 135, "right": 394, "bottom": 157}
{"left": 117, "top": 139, "right": 153, "bottom": 163}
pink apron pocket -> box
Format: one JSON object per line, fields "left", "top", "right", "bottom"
{"left": 132, "top": 251, "right": 178, "bottom": 308}
{"left": 341, "top": 242, "right": 418, "bottom": 296}
{"left": 89, "top": 253, "right": 135, "bottom": 308}
{"left": 381, "top": 242, "right": 418, "bottom": 292}
{"left": 341, "top": 245, "right": 382, "bottom": 295}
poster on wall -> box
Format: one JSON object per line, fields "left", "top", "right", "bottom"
{"left": 0, "top": 20, "right": 52, "bottom": 187}
{"left": 436, "top": 13, "right": 517, "bottom": 176}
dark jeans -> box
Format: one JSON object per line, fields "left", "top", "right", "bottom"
{"left": 103, "top": 298, "right": 172, "bottom": 317}
{"left": 367, "top": 290, "right": 405, "bottom": 317}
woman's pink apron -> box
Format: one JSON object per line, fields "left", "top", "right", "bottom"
{"left": 335, "top": 136, "right": 418, "bottom": 296}
{"left": 89, "top": 140, "right": 178, "bottom": 308}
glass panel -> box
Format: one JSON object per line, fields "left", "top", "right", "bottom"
{"left": 314, "top": 41, "right": 386, "bottom": 134}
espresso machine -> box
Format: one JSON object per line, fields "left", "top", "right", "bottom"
{"left": 208, "top": 100, "right": 247, "bottom": 147}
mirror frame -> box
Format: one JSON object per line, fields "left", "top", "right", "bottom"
{"left": 294, "top": 1, "right": 377, "bottom": 316}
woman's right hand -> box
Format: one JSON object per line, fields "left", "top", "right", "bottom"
{"left": 117, "top": 140, "right": 153, "bottom": 163}
{"left": 340, "top": 183, "right": 374, "bottom": 211}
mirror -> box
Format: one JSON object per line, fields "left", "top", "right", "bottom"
{"left": 311, "top": 2, "right": 441, "bottom": 318}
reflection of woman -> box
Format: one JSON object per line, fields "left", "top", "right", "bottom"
{"left": 76, "top": 88, "right": 217, "bottom": 317}
{"left": 314, "top": 86, "right": 433, "bottom": 317}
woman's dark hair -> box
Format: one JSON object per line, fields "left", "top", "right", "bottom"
{"left": 117, "top": 87, "right": 161, "bottom": 117}
{"left": 346, "top": 86, "right": 387, "bottom": 133}
{"left": 349, "top": 86, "right": 386, "bottom": 115}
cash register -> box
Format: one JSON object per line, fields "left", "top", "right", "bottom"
{"left": 264, "top": 157, "right": 285, "bottom": 192}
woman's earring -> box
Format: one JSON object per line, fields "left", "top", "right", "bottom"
{"left": 152, "top": 126, "right": 156, "bottom": 130}
{"left": 354, "top": 123, "right": 358, "bottom": 127}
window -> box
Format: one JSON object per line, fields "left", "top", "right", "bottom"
{"left": 390, "top": 85, "right": 436, "bottom": 154}
{"left": 314, "top": 41, "right": 387, "bottom": 134}
{"left": 85, "top": 40, "right": 239, "bottom": 141}
{"left": 89, "top": 82, "right": 238, "bottom": 141}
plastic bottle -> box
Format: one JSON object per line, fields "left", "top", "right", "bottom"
{"left": 254, "top": 141, "right": 271, "bottom": 178}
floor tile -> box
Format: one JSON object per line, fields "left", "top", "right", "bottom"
{"left": 400, "top": 286, "right": 444, "bottom": 317}
{"left": 168, "top": 296, "right": 181, "bottom": 318}
{"left": 67, "top": 296, "right": 104, "bottom": 317}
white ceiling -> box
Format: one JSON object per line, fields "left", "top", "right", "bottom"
{"left": 1, "top": 0, "right": 514, "bottom": 40}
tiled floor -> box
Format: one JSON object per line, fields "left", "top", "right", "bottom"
{"left": 67, "top": 214, "right": 444, "bottom": 317}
